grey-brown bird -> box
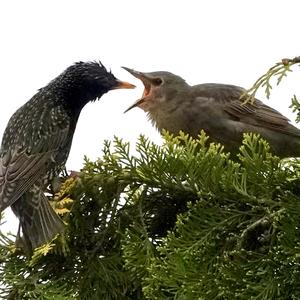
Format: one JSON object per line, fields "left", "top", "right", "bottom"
{"left": 123, "top": 67, "right": 300, "bottom": 158}
{"left": 0, "top": 61, "right": 135, "bottom": 251}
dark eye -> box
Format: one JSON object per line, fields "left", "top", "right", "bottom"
{"left": 152, "top": 78, "right": 163, "bottom": 86}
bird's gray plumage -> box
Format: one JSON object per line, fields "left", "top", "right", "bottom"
{"left": 123, "top": 68, "right": 300, "bottom": 157}
{"left": 0, "top": 61, "right": 135, "bottom": 251}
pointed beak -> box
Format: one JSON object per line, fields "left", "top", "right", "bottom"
{"left": 122, "top": 67, "right": 147, "bottom": 80}
{"left": 122, "top": 67, "right": 153, "bottom": 113}
{"left": 112, "top": 79, "right": 136, "bottom": 90}
{"left": 123, "top": 98, "right": 146, "bottom": 113}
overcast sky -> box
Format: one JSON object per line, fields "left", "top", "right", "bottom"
{"left": 1, "top": 0, "right": 300, "bottom": 233}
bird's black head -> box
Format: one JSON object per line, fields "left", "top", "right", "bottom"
{"left": 49, "top": 61, "right": 135, "bottom": 110}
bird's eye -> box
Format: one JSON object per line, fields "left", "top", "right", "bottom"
{"left": 152, "top": 78, "right": 163, "bottom": 86}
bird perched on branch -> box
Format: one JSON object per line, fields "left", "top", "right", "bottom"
{"left": 123, "top": 67, "right": 300, "bottom": 158}
{"left": 0, "top": 61, "right": 135, "bottom": 251}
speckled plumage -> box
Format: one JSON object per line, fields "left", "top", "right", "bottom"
{"left": 0, "top": 61, "right": 133, "bottom": 250}
{"left": 124, "top": 68, "right": 300, "bottom": 158}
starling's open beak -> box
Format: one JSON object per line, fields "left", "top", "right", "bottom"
{"left": 122, "top": 67, "right": 152, "bottom": 113}
{"left": 112, "top": 79, "right": 136, "bottom": 90}
{"left": 124, "top": 98, "right": 146, "bottom": 113}
{"left": 122, "top": 67, "right": 147, "bottom": 81}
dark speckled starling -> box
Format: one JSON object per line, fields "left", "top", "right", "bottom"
{"left": 0, "top": 61, "right": 135, "bottom": 250}
{"left": 123, "top": 67, "right": 300, "bottom": 158}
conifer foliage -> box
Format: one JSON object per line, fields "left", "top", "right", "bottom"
{"left": 1, "top": 132, "right": 300, "bottom": 299}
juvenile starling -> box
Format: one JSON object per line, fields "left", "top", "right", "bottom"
{"left": 0, "top": 61, "right": 135, "bottom": 250}
{"left": 123, "top": 67, "right": 300, "bottom": 158}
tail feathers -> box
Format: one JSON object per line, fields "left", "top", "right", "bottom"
{"left": 12, "top": 190, "right": 64, "bottom": 251}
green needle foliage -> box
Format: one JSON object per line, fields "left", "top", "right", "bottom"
{"left": 1, "top": 132, "right": 300, "bottom": 299}
{"left": 243, "top": 55, "right": 300, "bottom": 103}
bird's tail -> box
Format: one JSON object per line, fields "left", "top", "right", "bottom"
{"left": 11, "top": 189, "right": 64, "bottom": 251}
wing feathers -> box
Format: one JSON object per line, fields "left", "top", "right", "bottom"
{"left": 0, "top": 124, "right": 70, "bottom": 211}
{"left": 192, "top": 83, "right": 300, "bottom": 137}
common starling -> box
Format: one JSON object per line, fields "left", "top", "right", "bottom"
{"left": 0, "top": 61, "right": 135, "bottom": 250}
{"left": 123, "top": 67, "right": 300, "bottom": 158}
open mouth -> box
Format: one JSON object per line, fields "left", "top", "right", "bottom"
{"left": 140, "top": 78, "right": 151, "bottom": 98}
{"left": 122, "top": 67, "right": 153, "bottom": 113}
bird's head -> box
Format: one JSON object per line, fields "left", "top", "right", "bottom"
{"left": 55, "top": 61, "right": 135, "bottom": 108}
{"left": 122, "top": 67, "right": 188, "bottom": 113}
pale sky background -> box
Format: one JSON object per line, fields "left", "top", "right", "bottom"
{"left": 1, "top": 0, "right": 300, "bottom": 234}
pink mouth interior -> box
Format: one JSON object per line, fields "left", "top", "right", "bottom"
{"left": 141, "top": 78, "right": 151, "bottom": 98}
